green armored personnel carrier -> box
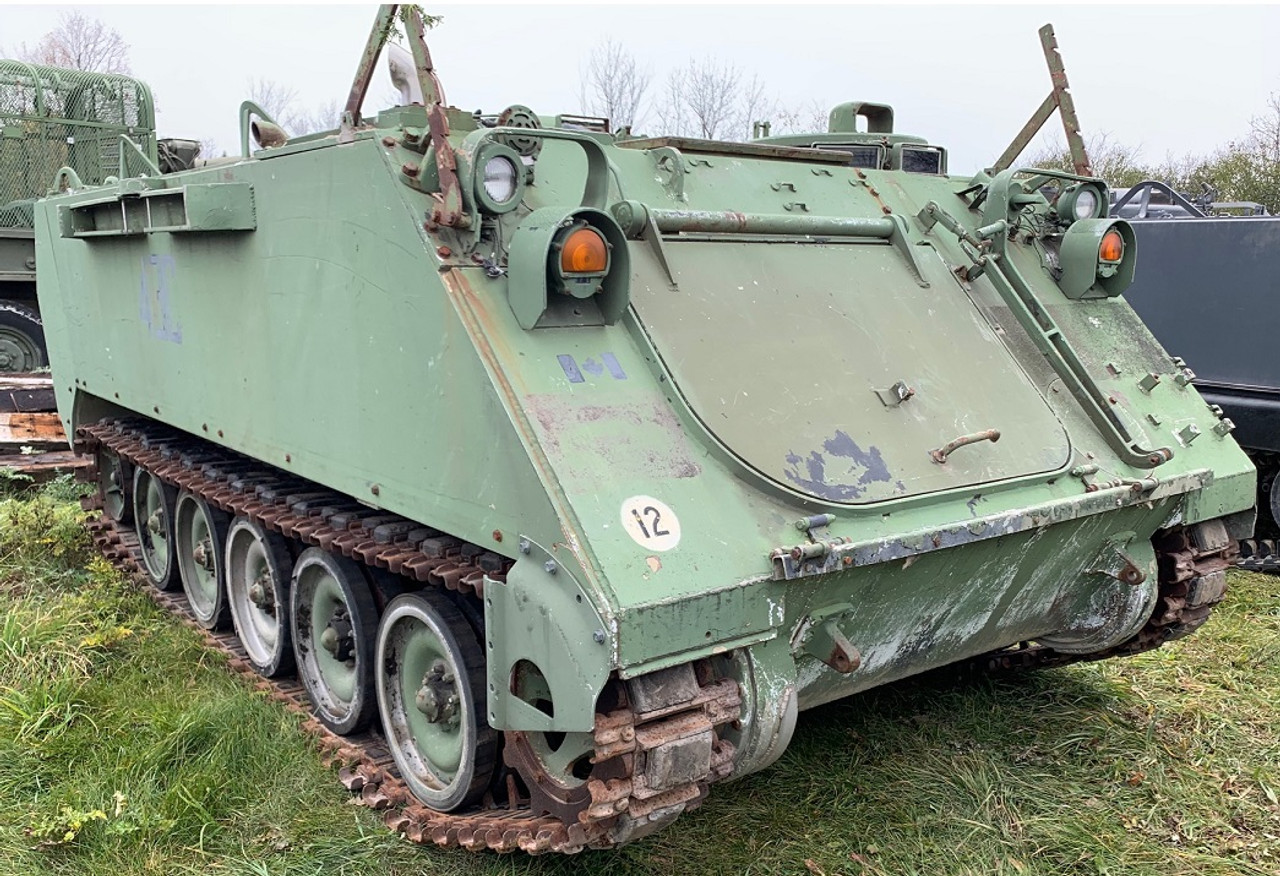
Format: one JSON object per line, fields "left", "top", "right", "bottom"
{"left": 0, "top": 59, "right": 158, "bottom": 372}
{"left": 33, "top": 8, "right": 1254, "bottom": 853}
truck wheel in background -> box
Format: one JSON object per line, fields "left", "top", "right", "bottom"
{"left": 0, "top": 301, "right": 46, "bottom": 373}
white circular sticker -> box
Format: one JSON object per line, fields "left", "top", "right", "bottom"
{"left": 620, "top": 496, "right": 681, "bottom": 552}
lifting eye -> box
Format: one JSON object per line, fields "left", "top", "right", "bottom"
{"left": 559, "top": 227, "right": 609, "bottom": 274}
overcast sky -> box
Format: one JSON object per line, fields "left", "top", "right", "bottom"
{"left": 5, "top": 3, "right": 1280, "bottom": 175}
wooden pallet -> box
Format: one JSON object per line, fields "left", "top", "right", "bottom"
{"left": 0, "top": 373, "right": 88, "bottom": 483}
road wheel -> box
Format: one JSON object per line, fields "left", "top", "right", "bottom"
{"left": 132, "top": 467, "right": 178, "bottom": 590}
{"left": 174, "top": 491, "right": 231, "bottom": 630}
{"left": 225, "top": 516, "right": 295, "bottom": 678}
{"left": 376, "top": 590, "right": 497, "bottom": 811}
{"left": 291, "top": 548, "right": 378, "bottom": 735}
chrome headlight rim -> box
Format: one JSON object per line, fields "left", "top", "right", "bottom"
{"left": 1059, "top": 182, "right": 1106, "bottom": 223}
{"left": 473, "top": 143, "right": 525, "bottom": 215}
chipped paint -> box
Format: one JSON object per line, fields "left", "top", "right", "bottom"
{"left": 527, "top": 393, "right": 703, "bottom": 481}
{"left": 783, "top": 430, "right": 896, "bottom": 501}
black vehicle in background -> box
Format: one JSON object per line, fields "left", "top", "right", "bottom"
{"left": 1117, "top": 181, "right": 1280, "bottom": 569}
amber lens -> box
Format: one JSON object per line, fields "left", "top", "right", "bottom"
{"left": 1099, "top": 229, "right": 1124, "bottom": 262}
{"left": 560, "top": 228, "right": 608, "bottom": 274}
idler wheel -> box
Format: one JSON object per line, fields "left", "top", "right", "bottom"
{"left": 291, "top": 547, "right": 378, "bottom": 735}
{"left": 503, "top": 671, "right": 626, "bottom": 823}
{"left": 174, "top": 491, "right": 231, "bottom": 630}
{"left": 375, "top": 591, "right": 497, "bottom": 811}
{"left": 225, "top": 516, "right": 295, "bottom": 678}
{"left": 132, "top": 466, "right": 179, "bottom": 590}
{"left": 503, "top": 727, "right": 599, "bottom": 823}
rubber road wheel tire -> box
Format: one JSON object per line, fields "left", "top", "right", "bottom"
{"left": 0, "top": 300, "right": 46, "bottom": 373}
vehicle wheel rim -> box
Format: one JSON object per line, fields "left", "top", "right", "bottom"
{"left": 308, "top": 571, "right": 358, "bottom": 705}
{"left": 176, "top": 494, "right": 221, "bottom": 624}
{"left": 97, "top": 449, "right": 128, "bottom": 523}
{"left": 293, "top": 552, "right": 373, "bottom": 730}
{"left": 226, "top": 521, "right": 286, "bottom": 671}
{"left": 378, "top": 595, "right": 489, "bottom": 811}
{"left": 0, "top": 329, "right": 40, "bottom": 373}
{"left": 133, "top": 470, "right": 171, "bottom": 585}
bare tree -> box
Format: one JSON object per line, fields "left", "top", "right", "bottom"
{"left": 199, "top": 138, "right": 223, "bottom": 160}
{"left": 655, "top": 57, "right": 773, "bottom": 142}
{"left": 578, "top": 39, "right": 650, "bottom": 132}
{"left": 736, "top": 73, "right": 770, "bottom": 141}
{"left": 246, "top": 78, "right": 300, "bottom": 125}
{"left": 289, "top": 98, "right": 343, "bottom": 136}
{"left": 1028, "top": 132, "right": 1151, "bottom": 187}
{"left": 1248, "top": 92, "right": 1280, "bottom": 164}
{"left": 16, "top": 12, "right": 131, "bottom": 74}
{"left": 661, "top": 58, "right": 739, "bottom": 140}
{"left": 768, "top": 99, "right": 830, "bottom": 137}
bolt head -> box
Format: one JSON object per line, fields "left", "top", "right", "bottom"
{"left": 543, "top": 560, "right": 557, "bottom": 575}
{"left": 593, "top": 629, "right": 606, "bottom": 644}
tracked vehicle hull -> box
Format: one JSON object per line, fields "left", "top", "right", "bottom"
{"left": 76, "top": 416, "right": 1236, "bottom": 852}
{"left": 34, "top": 7, "right": 1256, "bottom": 853}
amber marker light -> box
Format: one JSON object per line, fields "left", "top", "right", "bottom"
{"left": 1099, "top": 228, "right": 1125, "bottom": 263}
{"left": 560, "top": 227, "right": 609, "bottom": 274}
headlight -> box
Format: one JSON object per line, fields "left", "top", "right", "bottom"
{"left": 483, "top": 155, "right": 518, "bottom": 204}
{"left": 1057, "top": 183, "right": 1106, "bottom": 222}
{"left": 471, "top": 142, "right": 526, "bottom": 215}
{"left": 1071, "top": 187, "right": 1099, "bottom": 221}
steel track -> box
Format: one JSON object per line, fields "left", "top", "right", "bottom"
{"left": 78, "top": 417, "right": 740, "bottom": 854}
{"left": 75, "top": 416, "right": 1238, "bottom": 851}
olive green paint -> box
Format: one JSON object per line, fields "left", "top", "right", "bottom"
{"left": 33, "top": 44, "right": 1255, "bottom": 776}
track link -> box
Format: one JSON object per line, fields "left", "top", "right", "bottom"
{"left": 1237, "top": 539, "right": 1280, "bottom": 574}
{"left": 78, "top": 417, "right": 741, "bottom": 854}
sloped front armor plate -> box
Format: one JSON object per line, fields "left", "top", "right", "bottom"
{"left": 631, "top": 239, "right": 1071, "bottom": 504}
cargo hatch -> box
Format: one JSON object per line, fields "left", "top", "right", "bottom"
{"left": 630, "top": 239, "right": 1071, "bottom": 504}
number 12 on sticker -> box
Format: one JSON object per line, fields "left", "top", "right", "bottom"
{"left": 620, "top": 496, "right": 681, "bottom": 551}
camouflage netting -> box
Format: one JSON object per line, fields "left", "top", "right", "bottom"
{"left": 0, "top": 59, "right": 156, "bottom": 227}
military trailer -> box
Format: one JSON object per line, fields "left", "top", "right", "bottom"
{"left": 0, "top": 59, "right": 157, "bottom": 373}
{"left": 34, "top": 9, "right": 1254, "bottom": 853}
{"left": 1111, "top": 181, "right": 1280, "bottom": 569}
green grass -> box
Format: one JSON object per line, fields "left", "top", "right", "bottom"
{"left": 0, "top": 486, "right": 1276, "bottom": 875}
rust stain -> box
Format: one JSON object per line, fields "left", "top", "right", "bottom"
{"left": 646, "top": 556, "right": 662, "bottom": 573}
{"left": 0, "top": 412, "right": 67, "bottom": 442}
